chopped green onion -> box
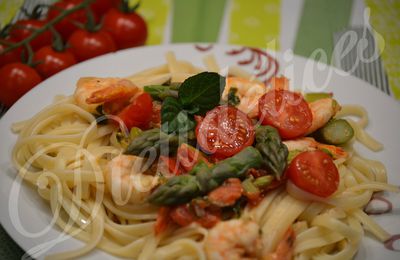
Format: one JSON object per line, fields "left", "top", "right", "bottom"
{"left": 130, "top": 127, "right": 142, "bottom": 139}
{"left": 304, "top": 92, "right": 332, "bottom": 103}
{"left": 242, "top": 178, "right": 260, "bottom": 194}
{"left": 253, "top": 175, "right": 274, "bottom": 188}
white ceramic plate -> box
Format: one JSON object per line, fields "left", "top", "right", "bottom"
{"left": 0, "top": 44, "right": 399, "bottom": 259}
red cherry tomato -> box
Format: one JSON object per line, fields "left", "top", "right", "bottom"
{"left": 47, "top": 0, "right": 91, "bottom": 40}
{"left": 67, "top": 29, "right": 116, "bottom": 61}
{"left": 33, "top": 46, "right": 77, "bottom": 79}
{"left": 90, "top": 0, "right": 115, "bottom": 18}
{"left": 196, "top": 106, "right": 255, "bottom": 158}
{"left": 288, "top": 150, "right": 339, "bottom": 197}
{"left": 10, "top": 19, "right": 52, "bottom": 51}
{"left": 0, "top": 63, "right": 42, "bottom": 107}
{"left": 258, "top": 90, "right": 312, "bottom": 139}
{"left": 0, "top": 37, "right": 22, "bottom": 67}
{"left": 117, "top": 92, "right": 153, "bottom": 130}
{"left": 102, "top": 8, "right": 147, "bottom": 49}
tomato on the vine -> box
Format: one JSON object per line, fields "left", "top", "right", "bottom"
{"left": 67, "top": 29, "right": 116, "bottom": 61}
{"left": 196, "top": 106, "right": 255, "bottom": 158}
{"left": 90, "top": 0, "right": 115, "bottom": 18}
{"left": 258, "top": 89, "right": 312, "bottom": 139}
{"left": 0, "top": 37, "right": 22, "bottom": 68}
{"left": 10, "top": 19, "right": 52, "bottom": 51}
{"left": 47, "top": 0, "right": 91, "bottom": 40}
{"left": 33, "top": 46, "right": 77, "bottom": 79}
{"left": 102, "top": 2, "right": 147, "bottom": 49}
{"left": 287, "top": 150, "right": 339, "bottom": 197}
{"left": 0, "top": 63, "right": 42, "bottom": 107}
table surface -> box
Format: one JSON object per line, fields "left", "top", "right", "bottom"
{"left": 0, "top": 0, "right": 399, "bottom": 259}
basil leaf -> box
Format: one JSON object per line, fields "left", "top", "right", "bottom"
{"left": 228, "top": 87, "right": 240, "bottom": 106}
{"left": 144, "top": 85, "right": 179, "bottom": 100}
{"left": 161, "top": 97, "right": 195, "bottom": 134}
{"left": 178, "top": 72, "right": 225, "bottom": 115}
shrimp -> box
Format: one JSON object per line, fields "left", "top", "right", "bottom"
{"left": 222, "top": 77, "right": 267, "bottom": 118}
{"left": 205, "top": 219, "right": 262, "bottom": 260}
{"left": 263, "top": 227, "right": 295, "bottom": 260}
{"left": 283, "top": 137, "right": 348, "bottom": 159}
{"left": 74, "top": 77, "right": 139, "bottom": 113}
{"left": 306, "top": 98, "right": 341, "bottom": 135}
{"left": 205, "top": 219, "right": 296, "bottom": 260}
{"left": 105, "top": 154, "right": 158, "bottom": 205}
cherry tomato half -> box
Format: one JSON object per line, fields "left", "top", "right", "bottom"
{"left": 258, "top": 90, "right": 312, "bottom": 139}
{"left": 47, "top": 0, "right": 90, "bottom": 40}
{"left": 67, "top": 29, "right": 116, "bottom": 61}
{"left": 0, "top": 63, "right": 42, "bottom": 107}
{"left": 287, "top": 150, "right": 339, "bottom": 197}
{"left": 0, "top": 37, "right": 22, "bottom": 67}
{"left": 10, "top": 19, "right": 52, "bottom": 51}
{"left": 33, "top": 46, "right": 77, "bottom": 79}
{"left": 196, "top": 106, "right": 255, "bottom": 158}
{"left": 117, "top": 92, "right": 153, "bottom": 130}
{"left": 102, "top": 8, "right": 147, "bottom": 49}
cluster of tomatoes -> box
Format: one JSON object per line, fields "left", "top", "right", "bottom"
{"left": 0, "top": 0, "right": 147, "bottom": 108}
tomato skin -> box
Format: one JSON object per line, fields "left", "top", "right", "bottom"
{"left": 0, "top": 38, "right": 22, "bottom": 67}
{"left": 258, "top": 90, "right": 312, "bottom": 139}
{"left": 170, "top": 205, "right": 195, "bottom": 227}
{"left": 47, "top": 0, "right": 91, "bottom": 40}
{"left": 33, "top": 46, "right": 77, "bottom": 79}
{"left": 170, "top": 204, "right": 221, "bottom": 229}
{"left": 208, "top": 178, "right": 243, "bottom": 207}
{"left": 0, "top": 63, "right": 41, "bottom": 107}
{"left": 154, "top": 207, "right": 170, "bottom": 235}
{"left": 102, "top": 8, "right": 147, "bottom": 49}
{"left": 196, "top": 106, "right": 255, "bottom": 158}
{"left": 176, "top": 143, "right": 210, "bottom": 172}
{"left": 159, "top": 156, "right": 183, "bottom": 175}
{"left": 117, "top": 92, "right": 153, "bottom": 130}
{"left": 90, "top": 0, "right": 114, "bottom": 18}
{"left": 287, "top": 150, "right": 339, "bottom": 197}
{"left": 67, "top": 29, "right": 116, "bottom": 61}
{"left": 10, "top": 20, "right": 52, "bottom": 51}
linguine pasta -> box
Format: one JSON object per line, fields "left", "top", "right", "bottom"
{"left": 11, "top": 52, "right": 398, "bottom": 260}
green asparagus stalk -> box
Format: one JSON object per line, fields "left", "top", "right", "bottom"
{"left": 148, "top": 146, "right": 263, "bottom": 206}
{"left": 124, "top": 128, "right": 182, "bottom": 157}
{"left": 255, "top": 125, "right": 288, "bottom": 179}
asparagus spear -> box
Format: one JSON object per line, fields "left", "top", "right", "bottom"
{"left": 255, "top": 125, "right": 288, "bottom": 179}
{"left": 124, "top": 128, "right": 182, "bottom": 157}
{"left": 148, "top": 146, "right": 263, "bottom": 206}
{"left": 313, "top": 118, "right": 354, "bottom": 145}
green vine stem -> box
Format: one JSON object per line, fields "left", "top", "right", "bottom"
{"left": 23, "top": 42, "right": 34, "bottom": 66}
{"left": 2, "top": 0, "right": 95, "bottom": 54}
{"left": 119, "top": 0, "right": 140, "bottom": 13}
{"left": 49, "top": 26, "right": 65, "bottom": 52}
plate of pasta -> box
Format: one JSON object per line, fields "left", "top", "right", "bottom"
{"left": 0, "top": 44, "right": 399, "bottom": 260}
